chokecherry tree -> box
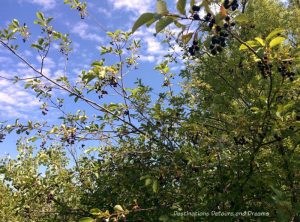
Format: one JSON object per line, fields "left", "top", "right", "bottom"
{"left": 0, "top": 0, "right": 299, "bottom": 221}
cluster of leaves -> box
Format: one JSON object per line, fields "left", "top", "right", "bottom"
{"left": 0, "top": 0, "right": 300, "bottom": 221}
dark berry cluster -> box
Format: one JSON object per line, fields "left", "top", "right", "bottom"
{"left": 94, "top": 76, "right": 118, "bottom": 99}
{"left": 0, "top": 133, "right": 5, "bottom": 142}
{"left": 189, "top": 2, "right": 239, "bottom": 56}
{"left": 204, "top": 13, "right": 216, "bottom": 29}
{"left": 42, "top": 107, "right": 49, "bottom": 115}
{"left": 257, "top": 61, "right": 271, "bottom": 78}
{"left": 223, "top": 15, "right": 235, "bottom": 29}
{"left": 76, "top": 5, "right": 87, "bottom": 19}
{"left": 188, "top": 40, "right": 200, "bottom": 56}
{"left": 234, "top": 136, "right": 247, "bottom": 145}
{"left": 209, "top": 29, "right": 229, "bottom": 55}
{"left": 278, "top": 60, "right": 295, "bottom": 81}
{"left": 274, "top": 134, "right": 283, "bottom": 142}
{"left": 192, "top": 5, "right": 201, "bottom": 20}
{"left": 223, "top": 0, "right": 239, "bottom": 11}
{"left": 61, "top": 131, "right": 76, "bottom": 145}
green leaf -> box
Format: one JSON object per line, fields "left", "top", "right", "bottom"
{"left": 79, "top": 217, "right": 94, "bottom": 222}
{"left": 269, "top": 36, "right": 285, "bottom": 48}
{"left": 36, "top": 12, "right": 45, "bottom": 21}
{"left": 174, "top": 21, "right": 185, "bottom": 28}
{"left": 190, "top": 0, "right": 195, "bottom": 9}
{"left": 145, "top": 178, "right": 152, "bottom": 186}
{"left": 235, "top": 14, "right": 249, "bottom": 24}
{"left": 157, "top": 0, "right": 169, "bottom": 15}
{"left": 266, "top": 28, "right": 285, "bottom": 41}
{"left": 146, "top": 16, "right": 160, "bottom": 27}
{"left": 29, "top": 136, "right": 38, "bottom": 142}
{"left": 159, "top": 215, "right": 169, "bottom": 222}
{"left": 90, "top": 208, "right": 102, "bottom": 216}
{"left": 155, "top": 17, "right": 174, "bottom": 34}
{"left": 182, "top": 32, "right": 193, "bottom": 44}
{"left": 114, "top": 205, "right": 124, "bottom": 212}
{"left": 31, "top": 44, "right": 43, "bottom": 51}
{"left": 201, "top": 1, "right": 211, "bottom": 14}
{"left": 152, "top": 179, "right": 158, "bottom": 193}
{"left": 176, "top": 0, "right": 187, "bottom": 15}
{"left": 255, "top": 37, "right": 265, "bottom": 46}
{"left": 239, "top": 40, "right": 258, "bottom": 50}
{"left": 12, "top": 19, "right": 20, "bottom": 27}
{"left": 132, "top": 13, "right": 155, "bottom": 33}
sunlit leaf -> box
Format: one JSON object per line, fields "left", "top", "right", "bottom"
{"left": 36, "top": 12, "right": 44, "bottom": 21}
{"left": 114, "top": 205, "right": 124, "bottom": 212}
{"left": 152, "top": 179, "right": 158, "bottom": 193}
{"left": 266, "top": 28, "right": 285, "bottom": 41}
{"left": 90, "top": 208, "right": 102, "bottom": 216}
{"left": 145, "top": 178, "right": 152, "bottom": 186}
{"left": 79, "top": 217, "right": 94, "bottom": 222}
{"left": 239, "top": 41, "right": 258, "bottom": 50}
{"left": 269, "top": 36, "right": 285, "bottom": 48}
{"left": 255, "top": 37, "right": 265, "bottom": 46}
{"left": 235, "top": 14, "right": 249, "bottom": 23}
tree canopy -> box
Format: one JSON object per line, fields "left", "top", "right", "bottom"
{"left": 0, "top": 0, "right": 299, "bottom": 221}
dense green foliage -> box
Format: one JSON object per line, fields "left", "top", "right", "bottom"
{"left": 0, "top": 0, "right": 299, "bottom": 221}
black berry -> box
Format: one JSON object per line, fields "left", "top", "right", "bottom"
{"left": 220, "top": 31, "right": 229, "bottom": 37}
{"left": 216, "top": 45, "right": 223, "bottom": 53}
{"left": 193, "top": 14, "right": 200, "bottom": 20}
{"left": 189, "top": 47, "right": 195, "bottom": 56}
{"left": 215, "top": 25, "right": 222, "bottom": 32}
{"left": 231, "top": 4, "right": 238, "bottom": 11}
{"left": 192, "top": 5, "right": 201, "bottom": 12}
{"left": 212, "top": 36, "right": 220, "bottom": 45}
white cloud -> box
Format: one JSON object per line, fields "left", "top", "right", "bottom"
{"left": 131, "top": 27, "right": 167, "bottom": 64}
{"left": 138, "top": 55, "right": 155, "bottom": 62}
{"left": 0, "top": 57, "right": 12, "bottom": 63}
{"left": 71, "top": 22, "right": 103, "bottom": 42}
{"left": 144, "top": 37, "right": 165, "bottom": 55}
{"left": 0, "top": 70, "right": 41, "bottom": 119}
{"left": 107, "top": 0, "right": 154, "bottom": 14}
{"left": 35, "top": 56, "right": 56, "bottom": 70}
{"left": 97, "top": 7, "right": 112, "bottom": 17}
{"left": 20, "top": 0, "right": 56, "bottom": 10}
{"left": 21, "top": 50, "right": 33, "bottom": 57}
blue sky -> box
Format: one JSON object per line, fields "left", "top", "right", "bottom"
{"left": 0, "top": 0, "right": 184, "bottom": 157}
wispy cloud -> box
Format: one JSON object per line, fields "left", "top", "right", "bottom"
{"left": 97, "top": 7, "right": 112, "bottom": 17}
{"left": 0, "top": 57, "right": 12, "bottom": 64}
{"left": 20, "top": 0, "right": 57, "bottom": 10}
{"left": 0, "top": 70, "right": 41, "bottom": 119}
{"left": 138, "top": 55, "right": 155, "bottom": 63}
{"left": 107, "top": 0, "right": 154, "bottom": 14}
{"left": 70, "top": 21, "right": 103, "bottom": 42}
{"left": 133, "top": 28, "right": 167, "bottom": 64}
